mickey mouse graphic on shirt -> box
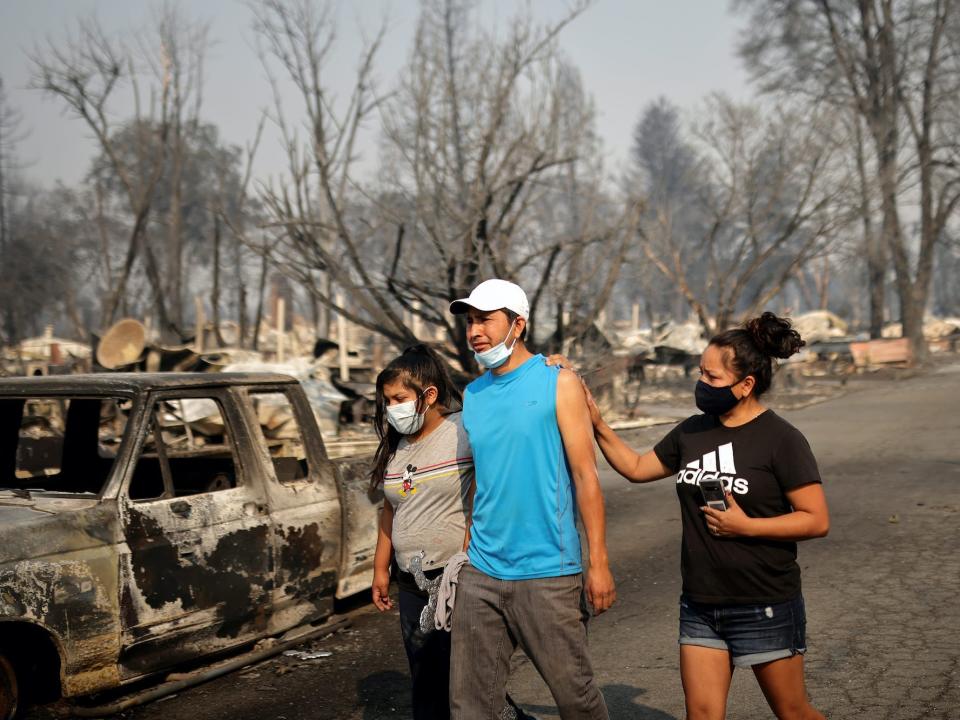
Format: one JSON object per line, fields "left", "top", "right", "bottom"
{"left": 399, "top": 463, "right": 418, "bottom": 497}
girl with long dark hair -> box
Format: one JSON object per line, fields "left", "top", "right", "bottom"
{"left": 585, "top": 313, "right": 829, "bottom": 720}
{"left": 369, "top": 344, "right": 472, "bottom": 720}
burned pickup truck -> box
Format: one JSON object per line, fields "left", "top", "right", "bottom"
{"left": 0, "top": 373, "right": 380, "bottom": 718}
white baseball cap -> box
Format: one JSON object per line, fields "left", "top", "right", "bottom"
{"left": 449, "top": 279, "right": 530, "bottom": 320}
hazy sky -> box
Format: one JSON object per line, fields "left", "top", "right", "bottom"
{"left": 0, "top": 1, "right": 753, "bottom": 188}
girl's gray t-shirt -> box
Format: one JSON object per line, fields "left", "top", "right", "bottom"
{"left": 383, "top": 412, "right": 474, "bottom": 572}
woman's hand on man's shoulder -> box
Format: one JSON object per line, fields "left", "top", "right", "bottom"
{"left": 545, "top": 353, "right": 574, "bottom": 370}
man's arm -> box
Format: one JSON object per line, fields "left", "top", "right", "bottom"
{"left": 555, "top": 368, "right": 616, "bottom": 614}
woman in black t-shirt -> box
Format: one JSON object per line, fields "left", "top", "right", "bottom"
{"left": 587, "top": 313, "right": 829, "bottom": 720}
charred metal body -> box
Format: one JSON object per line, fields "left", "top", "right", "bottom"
{"left": 0, "top": 373, "right": 380, "bottom": 717}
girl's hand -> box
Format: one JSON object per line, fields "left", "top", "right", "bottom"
{"left": 372, "top": 568, "right": 393, "bottom": 611}
{"left": 545, "top": 354, "right": 574, "bottom": 370}
{"left": 701, "top": 492, "right": 753, "bottom": 538}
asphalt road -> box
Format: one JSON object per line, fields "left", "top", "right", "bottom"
{"left": 36, "top": 362, "right": 960, "bottom": 720}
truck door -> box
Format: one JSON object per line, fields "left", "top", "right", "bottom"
{"left": 241, "top": 386, "right": 344, "bottom": 634}
{"left": 330, "top": 453, "right": 382, "bottom": 599}
{"left": 117, "top": 390, "right": 272, "bottom": 677}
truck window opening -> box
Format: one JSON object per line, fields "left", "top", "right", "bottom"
{"left": 128, "top": 397, "right": 240, "bottom": 501}
{"left": 0, "top": 396, "right": 130, "bottom": 495}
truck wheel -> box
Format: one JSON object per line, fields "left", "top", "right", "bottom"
{"left": 0, "top": 653, "right": 17, "bottom": 720}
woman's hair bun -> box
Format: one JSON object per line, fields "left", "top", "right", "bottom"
{"left": 744, "top": 312, "right": 805, "bottom": 359}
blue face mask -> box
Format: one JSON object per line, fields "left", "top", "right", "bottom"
{"left": 474, "top": 320, "right": 518, "bottom": 370}
{"left": 695, "top": 379, "right": 741, "bottom": 416}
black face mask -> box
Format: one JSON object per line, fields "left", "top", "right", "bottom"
{"left": 695, "top": 379, "right": 741, "bottom": 416}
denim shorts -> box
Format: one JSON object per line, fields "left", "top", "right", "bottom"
{"left": 678, "top": 593, "right": 807, "bottom": 668}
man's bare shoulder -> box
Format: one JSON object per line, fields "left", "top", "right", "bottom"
{"left": 556, "top": 367, "right": 585, "bottom": 401}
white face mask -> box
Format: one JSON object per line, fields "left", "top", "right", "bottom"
{"left": 385, "top": 389, "right": 431, "bottom": 435}
{"left": 474, "top": 319, "right": 518, "bottom": 369}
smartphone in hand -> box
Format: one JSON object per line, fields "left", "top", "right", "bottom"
{"left": 699, "top": 479, "right": 727, "bottom": 511}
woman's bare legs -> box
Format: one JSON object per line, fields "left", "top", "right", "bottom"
{"left": 680, "top": 645, "right": 734, "bottom": 720}
{"left": 752, "top": 654, "right": 825, "bottom": 720}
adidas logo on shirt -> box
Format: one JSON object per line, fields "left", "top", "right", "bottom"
{"left": 676, "top": 442, "right": 750, "bottom": 495}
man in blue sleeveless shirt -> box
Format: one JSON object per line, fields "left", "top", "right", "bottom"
{"left": 448, "top": 279, "right": 615, "bottom": 720}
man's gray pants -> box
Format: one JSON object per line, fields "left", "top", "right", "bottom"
{"left": 449, "top": 565, "right": 608, "bottom": 720}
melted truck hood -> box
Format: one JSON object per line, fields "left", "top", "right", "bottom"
{"left": 0, "top": 493, "right": 115, "bottom": 566}
{"left": 0, "top": 493, "right": 100, "bottom": 526}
